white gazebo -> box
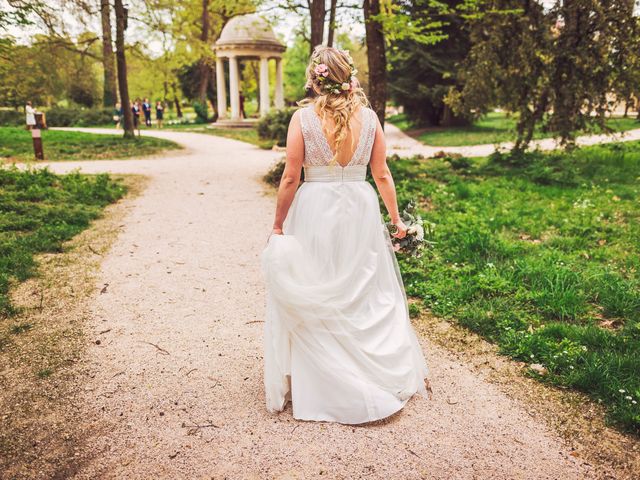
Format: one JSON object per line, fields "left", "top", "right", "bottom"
{"left": 213, "top": 14, "right": 286, "bottom": 121}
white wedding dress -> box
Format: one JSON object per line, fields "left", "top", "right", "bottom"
{"left": 261, "top": 105, "right": 429, "bottom": 424}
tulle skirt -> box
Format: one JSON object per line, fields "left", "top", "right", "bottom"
{"left": 261, "top": 177, "right": 429, "bottom": 424}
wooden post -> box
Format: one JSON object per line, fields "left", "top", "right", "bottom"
{"left": 31, "top": 129, "right": 44, "bottom": 160}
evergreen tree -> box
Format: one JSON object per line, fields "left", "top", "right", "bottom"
{"left": 388, "top": 0, "right": 472, "bottom": 127}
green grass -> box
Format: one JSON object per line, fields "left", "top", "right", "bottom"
{"left": 0, "top": 167, "right": 126, "bottom": 318}
{"left": 0, "top": 127, "right": 180, "bottom": 162}
{"left": 382, "top": 142, "right": 640, "bottom": 434}
{"left": 388, "top": 111, "right": 640, "bottom": 147}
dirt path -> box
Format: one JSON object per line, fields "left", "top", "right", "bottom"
{"left": 43, "top": 129, "right": 594, "bottom": 479}
{"left": 384, "top": 122, "right": 640, "bottom": 157}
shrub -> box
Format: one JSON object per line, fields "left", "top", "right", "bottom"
{"left": 45, "top": 106, "right": 113, "bottom": 127}
{"left": 262, "top": 158, "right": 304, "bottom": 187}
{"left": 193, "top": 101, "right": 210, "bottom": 123}
{"left": 257, "top": 108, "right": 296, "bottom": 147}
{"left": 263, "top": 159, "right": 286, "bottom": 187}
{"left": 75, "top": 108, "right": 113, "bottom": 127}
{"left": 0, "top": 110, "right": 23, "bottom": 126}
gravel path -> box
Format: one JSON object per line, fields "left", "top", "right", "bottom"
{"left": 384, "top": 122, "right": 640, "bottom": 157}
{"left": 43, "top": 129, "right": 593, "bottom": 479}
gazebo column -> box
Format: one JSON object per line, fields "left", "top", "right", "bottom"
{"left": 229, "top": 55, "right": 240, "bottom": 120}
{"left": 275, "top": 58, "right": 284, "bottom": 109}
{"left": 259, "top": 56, "right": 270, "bottom": 116}
{"left": 215, "top": 57, "right": 227, "bottom": 119}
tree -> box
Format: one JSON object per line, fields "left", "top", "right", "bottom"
{"left": 196, "top": 0, "right": 212, "bottom": 105}
{"left": 363, "top": 0, "right": 386, "bottom": 127}
{"left": 273, "top": 1, "right": 330, "bottom": 55}
{"left": 100, "top": 0, "right": 117, "bottom": 107}
{"left": 452, "top": 0, "right": 640, "bottom": 152}
{"left": 1, "top": 1, "right": 39, "bottom": 57}
{"left": 546, "top": 0, "right": 639, "bottom": 143}
{"left": 388, "top": 0, "right": 472, "bottom": 127}
{"left": 327, "top": 0, "right": 337, "bottom": 47}
{"left": 309, "top": 0, "right": 326, "bottom": 52}
{"left": 363, "top": 0, "right": 456, "bottom": 128}
{"left": 283, "top": 32, "right": 311, "bottom": 103}
{"left": 114, "top": 0, "right": 134, "bottom": 137}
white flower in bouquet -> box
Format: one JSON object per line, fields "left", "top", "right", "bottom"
{"left": 386, "top": 202, "right": 435, "bottom": 257}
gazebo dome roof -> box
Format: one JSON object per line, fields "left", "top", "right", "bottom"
{"left": 215, "top": 14, "right": 285, "bottom": 51}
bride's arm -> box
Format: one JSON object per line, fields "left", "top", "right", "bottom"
{"left": 369, "top": 115, "right": 407, "bottom": 238}
{"left": 271, "top": 110, "right": 304, "bottom": 235}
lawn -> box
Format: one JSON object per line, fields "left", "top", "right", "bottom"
{"left": 388, "top": 111, "right": 640, "bottom": 147}
{"left": 384, "top": 143, "right": 640, "bottom": 434}
{"left": 0, "top": 167, "right": 126, "bottom": 318}
{"left": 0, "top": 127, "right": 180, "bottom": 162}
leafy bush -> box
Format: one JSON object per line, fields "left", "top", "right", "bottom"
{"left": 257, "top": 108, "right": 296, "bottom": 147}
{"left": 0, "top": 110, "right": 23, "bottom": 126}
{"left": 45, "top": 106, "right": 113, "bottom": 127}
{"left": 262, "top": 158, "right": 305, "bottom": 187}
{"left": 263, "top": 159, "right": 286, "bottom": 187}
{"left": 193, "top": 101, "right": 210, "bottom": 123}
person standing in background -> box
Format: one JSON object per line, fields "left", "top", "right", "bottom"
{"left": 155, "top": 101, "right": 164, "bottom": 129}
{"left": 132, "top": 100, "right": 141, "bottom": 134}
{"left": 114, "top": 102, "right": 122, "bottom": 129}
{"left": 25, "top": 101, "right": 36, "bottom": 130}
{"left": 143, "top": 98, "right": 152, "bottom": 127}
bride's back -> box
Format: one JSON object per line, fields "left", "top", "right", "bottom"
{"left": 297, "top": 46, "right": 374, "bottom": 168}
{"left": 299, "top": 104, "right": 377, "bottom": 168}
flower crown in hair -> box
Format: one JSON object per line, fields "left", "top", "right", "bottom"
{"left": 306, "top": 49, "right": 359, "bottom": 95}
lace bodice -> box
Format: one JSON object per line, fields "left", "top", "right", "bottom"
{"left": 299, "top": 105, "right": 377, "bottom": 167}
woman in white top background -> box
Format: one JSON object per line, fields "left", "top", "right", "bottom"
{"left": 25, "top": 101, "right": 36, "bottom": 129}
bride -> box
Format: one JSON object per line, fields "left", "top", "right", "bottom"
{"left": 262, "top": 46, "right": 430, "bottom": 424}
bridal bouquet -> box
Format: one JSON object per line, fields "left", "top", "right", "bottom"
{"left": 386, "top": 202, "right": 435, "bottom": 257}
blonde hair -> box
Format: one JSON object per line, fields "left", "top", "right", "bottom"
{"left": 299, "top": 46, "right": 369, "bottom": 165}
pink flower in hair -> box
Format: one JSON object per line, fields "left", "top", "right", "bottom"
{"left": 314, "top": 63, "right": 329, "bottom": 76}
{"left": 341, "top": 82, "right": 351, "bottom": 91}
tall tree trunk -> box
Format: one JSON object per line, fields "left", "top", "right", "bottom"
{"left": 197, "top": 0, "right": 211, "bottom": 109}
{"left": 114, "top": 0, "right": 134, "bottom": 137}
{"left": 100, "top": 0, "right": 117, "bottom": 107}
{"left": 363, "top": 0, "right": 386, "bottom": 128}
{"left": 327, "top": 0, "right": 337, "bottom": 47}
{"left": 172, "top": 82, "right": 183, "bottom": 118}
{"left": 309, "top": 0, "right": 326, "bottom": 54}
